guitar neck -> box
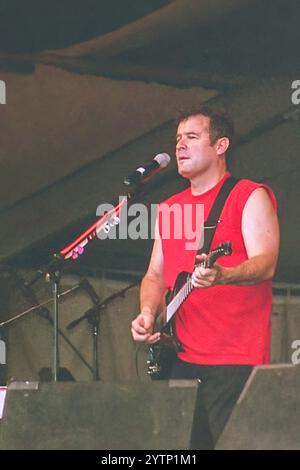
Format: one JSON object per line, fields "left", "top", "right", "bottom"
{"left": 165, "top": 256, "right": 211, "bottom": 323}
{"left": 164, "top": 241, "right": 232, "bottom": 325}
{"left": 204, "top": 250, "right": 220, "bottom": 269}
{"left": 166, "top": 276, "right": 193, "bottom": 323}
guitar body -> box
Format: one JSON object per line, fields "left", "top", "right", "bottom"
{"left": 147, "top": 241, "right": 232, "bottom": 380}
{"left": 148, "top": 271, "right": 189, "bottom": 380}
{"left": 160, "top": 271, "right": 189, "bottom": 343}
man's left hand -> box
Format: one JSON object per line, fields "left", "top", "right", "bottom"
{"left": 191, "top": 254, "right": 223, "bottom": 288}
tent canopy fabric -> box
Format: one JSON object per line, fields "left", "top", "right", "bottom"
{"left": 0, "top": 0, "right": 299, "bottom": 282}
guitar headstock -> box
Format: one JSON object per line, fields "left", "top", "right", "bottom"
{"left": 205, "top": 241, "right": 232, "bottom": 268}
{"left": 216, "top": 241, "right": 232, "bottom": 256}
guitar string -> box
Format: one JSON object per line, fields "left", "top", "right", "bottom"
{"left": 165, "top": 248, "right": 221, "bottom": 322}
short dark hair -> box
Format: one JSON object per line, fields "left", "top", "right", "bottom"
{"left": 177, "top": 105, "right": 235, "bottom": 146}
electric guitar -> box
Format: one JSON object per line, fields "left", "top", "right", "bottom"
{"left": 147, "top": 241, "right": 232, "bottom": 379}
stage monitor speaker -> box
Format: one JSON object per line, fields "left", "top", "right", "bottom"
{"left": 216, "top": 364, "right": 300, "bottom": 450}
{"left": 0, "top": 380, "right": 199, "bottom": 450}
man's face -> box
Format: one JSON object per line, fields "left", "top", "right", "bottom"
{"left": 176, "top": 114, "right": 218, "bottom": 179}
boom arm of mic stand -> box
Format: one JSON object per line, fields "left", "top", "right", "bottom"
{"left": 26, "top": 184, "right": 146, "bottom": 288}
{"left": 66, "top": 281, "right": 139, "bottom": 331}
{"left": 93, "top": 281, "right": 140, "bottom": 310}
{"left": 0, "top": 283, "right": 94, "bottom": 375}
{"left": 67, "top": 306, "right": 101, "bottom": 330}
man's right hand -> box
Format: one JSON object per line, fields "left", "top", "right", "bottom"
{"left": 131, "top": 309, "right": 161, "bottom": 344}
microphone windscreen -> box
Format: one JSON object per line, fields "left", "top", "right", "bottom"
{"left": 153, "top": 153, "right": 171, "bottom": 168}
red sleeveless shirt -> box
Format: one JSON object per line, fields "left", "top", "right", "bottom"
{"left": 158, "top": 172, "right": 277, "bottom": 365}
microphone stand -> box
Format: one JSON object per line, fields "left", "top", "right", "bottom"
{"left": 66, "top": 281, "right": 139, "bottom": 380}
{"left": 91, "top": 312, "right": 99, "bottom": 381}
{"left": 22, "top": 253, "right": 65, "bottom": 382}
{"left": 65, "top": 305, "right": 101, "bottom": 380}
{"left": 0, "top": 282, "right": 94, "bottom": 376}
{"left": 87, "top": 307, "right": 100, "bottom": 381}
{"left": 80, "top": 278, "right": 101, "bottom": 381}
{"left": 50, "top": 270, "right": 60, "bottom": 382}
{"left": 25, "top": 184, "right": 145, "bottom": 382}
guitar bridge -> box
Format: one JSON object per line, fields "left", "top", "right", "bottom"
{"left": 147, "top": 363, "right": 161, "bottom": 376}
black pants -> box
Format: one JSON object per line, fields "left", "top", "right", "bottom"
{"left": 170, "top": 357, "right": 253, "bottom": 449}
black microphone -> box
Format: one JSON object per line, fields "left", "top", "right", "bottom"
{"left": 124, "top": 153, "right": 171, "bottom": 186}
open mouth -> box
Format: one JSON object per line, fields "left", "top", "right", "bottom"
{"left": 177, "top": 154, "right": 189, "bottom": 161}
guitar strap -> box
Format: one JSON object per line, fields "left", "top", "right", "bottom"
{"left": 196, "top": 175, "right": 240, "bottom": 261}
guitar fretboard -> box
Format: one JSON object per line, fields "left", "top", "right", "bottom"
{"left": 164, "top": 243, "right": 231, "bottom": 325}
{"left": 166, "top": 276, "right": 194, "bottom": 322}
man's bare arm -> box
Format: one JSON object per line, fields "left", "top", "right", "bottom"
{"left": 131, "top": 221, "right": 166, "bottom": 343}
